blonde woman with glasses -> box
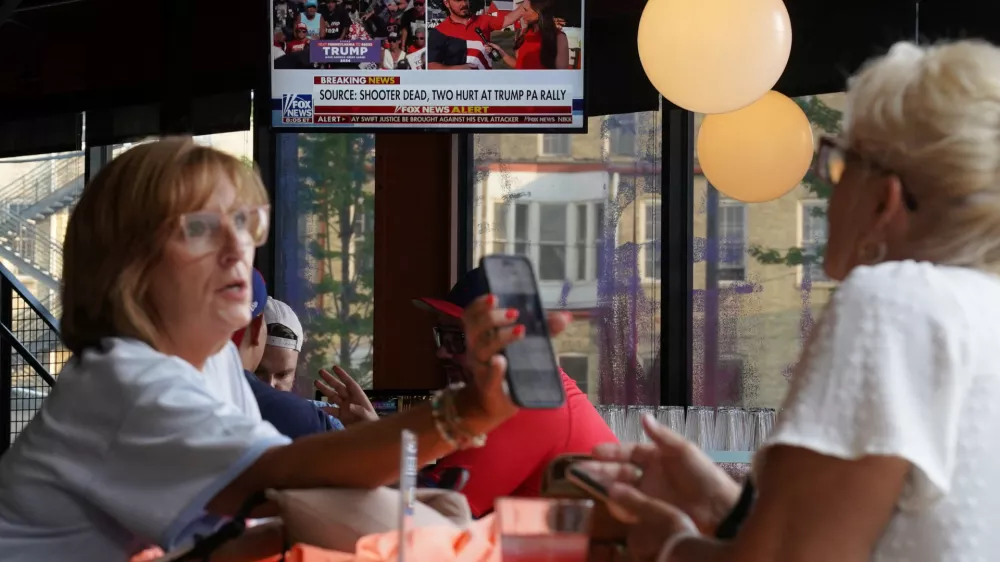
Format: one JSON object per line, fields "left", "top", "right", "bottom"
{"left": 587, "top": 39, "right": 1000, "bottom": 562}
{"left": 0, "top": 138, "right": 570, "bottom": 561}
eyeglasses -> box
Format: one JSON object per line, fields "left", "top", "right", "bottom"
{"left": 433, "top": 326, "right": 465, "bottom": 354}
{"left": 814, "top": 136, "right": 918, "bottom": 211}
{"left": 178, "top": 205, "right": 270, "bottom": 255}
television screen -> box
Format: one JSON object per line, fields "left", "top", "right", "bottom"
{"left": 270, "top": 0, "right": 585, "bottom": 130}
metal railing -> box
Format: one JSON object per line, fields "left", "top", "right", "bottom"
{"left": 0, "top": 153, "right": 84, "bottom": 211}
{"left": 0, "top": 206, "right": 63, "bottom": 285}
{"left": 0, "top": 261, "right": 62, "bottom": 454}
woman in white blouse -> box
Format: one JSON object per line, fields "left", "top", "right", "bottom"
{"left": 0, "top": 138, "right": 564, "bottom": 561}
{"left": 591, "top": 39, "right": 1000, "bottom": 562}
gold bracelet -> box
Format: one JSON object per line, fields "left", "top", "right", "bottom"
{"left": 432, "top": 384, "right": 487, "bottom": 450}
{"left": 431, "top": 388, "right": 460, "bottom": 449}
{"left": 442, "top": 385, "right": 487, "bottom": 449}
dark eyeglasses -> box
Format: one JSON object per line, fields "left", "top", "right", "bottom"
{"left": 814, "top": 136, "right": 918, "bottom": 211}
{"left": 433, "top": 326, "right": 465, "bottom": 354}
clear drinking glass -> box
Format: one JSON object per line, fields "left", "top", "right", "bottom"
{"left": 655, "top": 406, "right": 686, "bottom": 435}
{"left": 626, "top": 405, "right": 656, "bottom": 442}
{"left": 684, "top": 406, "right": 716, "bottom": 450}
{"left": 714, "top": 407, "right": 749, "bottom": 451}
{"left": 748, "top": 407, "right": 777, "bottom": 451}
{"left": 497, "top": 498, "right": 593, "bottom": 562}
{"left": 603, "top": 405, "right": 628, "bottom": 442}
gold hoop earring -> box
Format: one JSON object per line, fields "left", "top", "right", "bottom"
{"left": 858, "top": 241, "right": 887, "bottom": 265}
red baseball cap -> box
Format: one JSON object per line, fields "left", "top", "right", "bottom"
{"left": 412, "top": 267, "right": 487, "bottom": 318}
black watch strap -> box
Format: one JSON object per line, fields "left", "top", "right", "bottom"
{"left": 715, "top": 481, "right": 756, "bottom": 540}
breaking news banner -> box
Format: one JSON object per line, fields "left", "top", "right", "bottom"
{"left": 270, "top": 0, "right": 584, "bottom": 130}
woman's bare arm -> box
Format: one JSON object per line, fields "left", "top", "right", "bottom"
{"left": 555, "top": 33, "right": 569, "bottom": 69}
{"left": 208, "top": 397, "right": 487, "bottom": 515}
{"left": 207, "top": 296, "right": 570, "bottom": 517}
{"left": 660, "top": 446, "right": 909, "bottom": 562}
{"left": 500, "top": 5, "right": 526, "bottom": 29}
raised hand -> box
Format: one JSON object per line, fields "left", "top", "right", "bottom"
{"left": 314, "top": 366, "right": 379, "bottom": 426}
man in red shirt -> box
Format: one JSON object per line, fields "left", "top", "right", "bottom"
{"left": 427, "top": 0, "right": 526, "bottom": 69}
{"left": 413, "top": 267, "right": 618, "bottom": 517}
{"left": 284, "top": 22, "right": 311, "bottom": 54}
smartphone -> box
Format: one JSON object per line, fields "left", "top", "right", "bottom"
{"left": 566, "top": 465, "right": 638, "bottom": 524}
{"left": 480, "top": 254, "right": 565, "bottom": 409}
{"left": 566, "top": 465, "right": 610, "bottom": 501}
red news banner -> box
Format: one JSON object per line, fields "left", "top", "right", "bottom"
{"left": 312, "top": 76, "right": 573, "bottom": 125}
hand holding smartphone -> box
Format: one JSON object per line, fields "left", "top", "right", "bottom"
{"left": 480, "top": 255, "right": 565, "bottom": 409}
{"left": 566, "top": 464, "right": 639, "bottom": 524}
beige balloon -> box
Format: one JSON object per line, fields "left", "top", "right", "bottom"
{"left": 697, "top": 91, "right": 814, "bottom": 203}
{"left": 638, "top": 0, "right": 792, "bottom": 114}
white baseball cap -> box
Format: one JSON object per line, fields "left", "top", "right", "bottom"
{"left": 263, "top": 297, "right": 304, "bottom": 352}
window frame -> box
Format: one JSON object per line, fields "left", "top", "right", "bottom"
{"left": 537, "top": 134, "right": 571, "bottom": 157}
{"left": 798, "top": 199, "right": 834, "bottom": 287}
{"left": 488, "top": 199, "right": 606, "bottom": 284}
{"left": 558, "top": 353, "right": 590, "bottom": 395}
{"left": 717, "top": 198, "right": 747, "bottom": 283}
{"left": 639, "top": 195, "right": 662, "bottom": 282}
{"left": 607, "top": 113, "right": 638, "bottom": 157}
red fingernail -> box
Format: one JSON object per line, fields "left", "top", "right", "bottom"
{"left": 512, "top": 325, "right": 525, "bottom": 336}
{"left": 506, "top": 309, "right": 519, "bottom": 320}
{"left": 486, "top": 295, "right": 496, "bottom": 307}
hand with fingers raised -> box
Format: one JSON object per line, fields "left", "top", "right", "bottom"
{"left": 315, "top": 366, "right": 379, "bottom": 426}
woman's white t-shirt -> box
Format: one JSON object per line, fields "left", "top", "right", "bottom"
{"left": 757, "top": 261, "right": 1000, "bottom": 561}
{"left": 0, "top": 338, "right": 291, "bottom": 562}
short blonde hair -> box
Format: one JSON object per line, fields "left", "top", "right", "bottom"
{"left": 61, "top": 137, "right": 269, "bottom": 355}
{"left": 845, "top": 40, "right": 1000, "bottom": 269}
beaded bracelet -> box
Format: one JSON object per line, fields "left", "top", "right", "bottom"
{"left": 432, "top": 384, "right": 487, "bottom": 450}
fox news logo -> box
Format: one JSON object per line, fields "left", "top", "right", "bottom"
{"left": 281, "top": 94, "right": 313, "bottom": 124}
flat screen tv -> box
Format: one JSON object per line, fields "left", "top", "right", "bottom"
{"left": 269, "top": 0, "right": 586, "bottom": 131}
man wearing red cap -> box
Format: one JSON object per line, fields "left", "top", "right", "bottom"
{"left": 413, "top": 267, "right": 617, "bottom": 517}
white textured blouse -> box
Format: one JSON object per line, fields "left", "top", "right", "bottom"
{"left": 757, "top": 260, "right": 1000, "bottom": 562}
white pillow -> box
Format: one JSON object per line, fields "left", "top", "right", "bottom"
{"left": 266, "top": 487, "right": 467, "bottom": 552}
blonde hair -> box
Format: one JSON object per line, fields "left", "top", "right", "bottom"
{"left": 61, "top": 137, "right": 268, "bottom": 355}
{"left": 845, "top": 40, "right": 1000, "bottom": 270}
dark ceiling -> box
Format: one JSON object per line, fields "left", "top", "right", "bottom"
{"left": 0, "top": 0, "right": 998, "bottom": 121}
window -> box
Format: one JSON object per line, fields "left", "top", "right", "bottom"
{"left": 608, "top": 114, "right": 637, "bottom": 157}
{"left": 276, "top": 133, "right": 376, "bottom": 389}
{"left": 490, "top": 201, "right": 605, "bottom": 283}
{"left": 801, "top": 201, "right": 829, "bottom": 283}
{"left": 643, "top": 201, "right": 661, "bottom": 280}
{"left": 559, "top": 355, "right": 589, "bottom": 394}
{"left": 718, "top": 199, "right": 746, "bottom": 281}
{"left": 538, "top": 203, "right": 567, "bottom": 280}
{"left": 539, "top": 134, "right": 571, "bottom": 157}
{"left": 693, "top": 93, "right": 844, "bottom": 409}
{"left": 492, "top": 201, "right": 529, "bottom": 256}
{"left": 474, "top": 109, "right": 662, "bottom": 405}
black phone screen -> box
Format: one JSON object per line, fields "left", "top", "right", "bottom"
{"left": 481, "top": 255, "right": 565, "bottom": 409}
